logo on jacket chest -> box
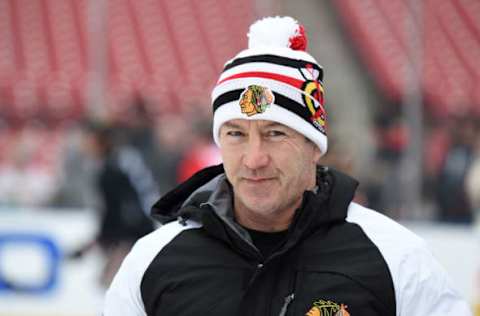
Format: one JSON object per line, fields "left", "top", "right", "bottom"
{"left": 305, "top": 299, "right": 350, "bottom": 316}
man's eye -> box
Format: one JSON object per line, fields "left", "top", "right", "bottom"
{"left": 226, "top": 130, "right": 244, "bottom": 137}
{"left": 266, "top": 130, "right": 286, "bottom": 137}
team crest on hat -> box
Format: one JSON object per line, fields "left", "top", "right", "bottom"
{"left": 239, "top": 85, "right": 274, "bottom": 116}
{"left": 305, "top": 299, "right": 350, "bottom": 316}
{"left": 302, "top": 80, "right": 326, "bottom": 134}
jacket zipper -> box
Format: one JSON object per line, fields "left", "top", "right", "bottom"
{"left": 247, "top": 262, "right": 265, "bottom": 287}
{"left": 278, "top": 293, "right": 295, "bottom": 316}
{"left": 274, "top": 249, "right": 299, "bottom": 316}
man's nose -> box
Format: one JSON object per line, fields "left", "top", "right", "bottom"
{"left": 242, "top": 136, "right": 269, "bottom": 170}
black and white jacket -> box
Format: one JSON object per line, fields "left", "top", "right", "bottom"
{"left": 103, "top": 165, "right": 471, "bottom": 316}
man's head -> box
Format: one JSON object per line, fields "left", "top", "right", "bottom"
{"left": 211, "top": 16, "right": 328, "bottom": 230}
{"left": 219, "top": 119, "right": 321, "bottom": 230}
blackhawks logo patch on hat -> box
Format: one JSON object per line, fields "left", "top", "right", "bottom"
{"left": 305, "top": 299, "right": 350, "bottom": 316}
{"left": 239, "top": 85, "right": 274, "bottom": 116}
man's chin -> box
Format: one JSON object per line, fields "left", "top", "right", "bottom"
{"left": 238, "top": 197, "right": 277, "bottom": 214}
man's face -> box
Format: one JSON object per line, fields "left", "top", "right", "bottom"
{"left": 219, "top": 119, "right": 321, "bottom": 226}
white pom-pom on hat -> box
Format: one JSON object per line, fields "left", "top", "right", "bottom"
{"left": 248, "top": 16, "right": 307, "bottom": 51}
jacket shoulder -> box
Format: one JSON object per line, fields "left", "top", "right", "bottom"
{"left": 346, "top": 202, "right": 425, "bottom": 251}
{"left": 346, "top": 203, "right": 471, "bottom": 315}
{"left": 103, "top": 220, "right": 202, "bottom": 316}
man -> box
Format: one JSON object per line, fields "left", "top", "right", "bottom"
{"left": 103, "top": 16, "right": 472, "bottom": 315}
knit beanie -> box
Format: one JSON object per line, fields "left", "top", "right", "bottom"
{"left": 212, "top": 16, "right": 327, "bottom": 155}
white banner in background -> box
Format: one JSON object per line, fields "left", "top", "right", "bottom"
{"left": 0, "top": 208, "right": 104, "bottom": 316}
{"left": 405, "top": 222, "right": 480, "bottom": 307}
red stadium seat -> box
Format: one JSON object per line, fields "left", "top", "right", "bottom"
{"left": 334, "top": 0, "right": 480, "bottom": 118}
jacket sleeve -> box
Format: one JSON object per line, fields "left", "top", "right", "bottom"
{"left": 103, "top": 241, "right": 147, "bottom": 316}
{"left": 396, "top": 242, "right": 473, "bottom": 316}
{"left": 102, "top": 220, "right": 202, "bottom": 316}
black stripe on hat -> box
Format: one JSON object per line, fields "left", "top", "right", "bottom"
{"left": 223, "top": 54, "right": 323, "bottom": 81}
{"left": 213, "top": 90, "right": 244, "bottom": 112}
{"left": 212, "top": 89, "right": 320, "bottom": 130}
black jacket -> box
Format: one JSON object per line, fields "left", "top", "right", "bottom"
{"left": 103, "top": 165, "right": 471, "bottom": 316}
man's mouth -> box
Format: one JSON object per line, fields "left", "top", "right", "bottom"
{"left": 242, "top": 177, "right": 275, "bottom": 183}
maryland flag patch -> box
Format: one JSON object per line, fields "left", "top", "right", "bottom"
{"left": 239, "top": 85, "right": 274, "bottom": 116}
{"left": 305, "top": 299, "right": 350, "bottom": 316}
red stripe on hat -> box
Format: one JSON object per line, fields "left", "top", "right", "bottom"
{"left": 218, "top": 71, "right": 304, "bottom": 89}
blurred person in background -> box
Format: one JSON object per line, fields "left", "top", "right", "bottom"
{"left": 104, "top": 16, "right": 471, "bottom": 315}
{"left": 465, "top": 121, "right": 480, "bottom": 225}
{"left": 153, "top": 114, "right": 191, "bottom": 193}
{"left": 434, "top": 113, "right": 477, "bottom": 224}
{"left": 176, "top": 119, "right": 222, "bottom": 183}
{"left": 120, "top": 95, "right": 162, "bottom": 183}
{"left": 53, "top": 122, "right": 100, "bottom": 209}
{"left": 365, "top": 104, "right": 408, "bottom": 218}
{"left": 70, "top": 121, "right": 157, "bottom": 287}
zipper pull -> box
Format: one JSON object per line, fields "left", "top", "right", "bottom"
{"left": 278, "top": 293, "right": 295, "bottom": 316}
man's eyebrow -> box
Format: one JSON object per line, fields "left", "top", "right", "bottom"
{"left": 263, "top": 122, "right": 286, "bottom": 128}
{"left": 222, "top": 122, "right": 243, "bottom": 129}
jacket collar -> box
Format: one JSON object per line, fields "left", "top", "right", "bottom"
{"left": 151, "top": 164, "right": 224, "bottom": 222}
{"left": 151, "top": 164, "right": 358, "bottom": 259}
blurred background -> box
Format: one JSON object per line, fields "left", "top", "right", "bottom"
{"left": 0, "top": 0, "right": 479, "bottom": 315}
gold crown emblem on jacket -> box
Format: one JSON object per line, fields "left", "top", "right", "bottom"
{"left": 306, "top": 299, "right": 350, "bottom": 316}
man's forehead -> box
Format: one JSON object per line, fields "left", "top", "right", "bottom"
{"left": 223, "top": 119, "right": 290, "bottom": 129}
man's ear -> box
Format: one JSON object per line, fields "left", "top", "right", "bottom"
{"left": 312, "top": 145, "right": 322, "bottom": 164}
{"left": 304, "top": 137, "right": 322, "bottom": 164}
